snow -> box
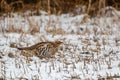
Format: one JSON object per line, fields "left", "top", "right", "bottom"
{"left": 0, "top": 10, "right": 120, "bottom": 80}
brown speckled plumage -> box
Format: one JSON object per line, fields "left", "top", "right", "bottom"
{"left": 17, "top": 41, "right": 62, "bottom": 59}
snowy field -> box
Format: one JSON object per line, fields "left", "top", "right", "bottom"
{"left": 0, "top": 8, "right": 120, "bottom": 80}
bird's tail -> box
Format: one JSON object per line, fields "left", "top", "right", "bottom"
{"left": 17, "top": 46, "right": 33, "bottom": 50}
{"left": 10, "top": 43, "right": 30, "bottom": 50}
{"left": 17, "top": 47, "right": 24, "bottom": 50}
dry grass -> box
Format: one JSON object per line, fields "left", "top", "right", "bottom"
{"left": 98, "top": 74, "right": 120, "bottom": 80}
{"left": 0, "top": 0, "right": 120, "bottom": 16}
{"left": 46, "top": 28, "right": 65, "bottom": 35}
{"left": 27, "top": 17, "right": 40, "bottom": 34}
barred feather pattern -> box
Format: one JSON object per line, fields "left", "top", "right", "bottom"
{"left": 17, "top": 41, "right": 62, "bottom": 59}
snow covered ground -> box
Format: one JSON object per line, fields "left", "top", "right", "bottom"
{"left": 0, "top": 9, "right": 120, "bottom": 80}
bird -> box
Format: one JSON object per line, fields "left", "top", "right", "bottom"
{"left": 17, "top": 41, "right": 62, "bottom": 59}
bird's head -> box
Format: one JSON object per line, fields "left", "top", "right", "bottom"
{"left": 56, "top": 41, "right": 62, "bottom": 45}
{"left": 53, "top": 41, "right": 63, "bottom": 47}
